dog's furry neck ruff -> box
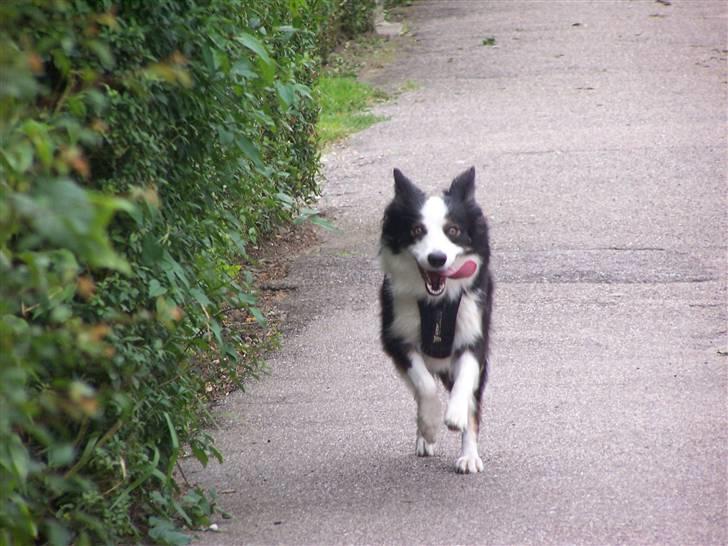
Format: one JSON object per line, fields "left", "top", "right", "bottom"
{"left": 418, "top": 295, "right": 462, "bottom": 358}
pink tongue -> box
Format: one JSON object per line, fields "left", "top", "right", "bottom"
{"left": 445, "top": 260, "right": 477, "bottom": 279}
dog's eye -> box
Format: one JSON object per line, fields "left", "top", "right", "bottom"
{"left": 411, "top": 224, "right": 425, "bottom": 237}
{"left": 446, "top": 225, "right": 461, "bottom": 237}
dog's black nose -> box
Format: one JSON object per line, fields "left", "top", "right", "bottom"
{"left": 427, "top": 252, "right": 447, "bottom": 268}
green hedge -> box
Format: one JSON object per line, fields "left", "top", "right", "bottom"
{"left": 0, "top": 1, "right": 375, "bottom": 544}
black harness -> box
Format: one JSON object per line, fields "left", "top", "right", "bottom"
{"left": 418, "top": 295, "right": 462, "bottom": 358}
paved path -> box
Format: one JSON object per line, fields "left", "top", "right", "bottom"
{"left": 188, "top": 1, "right": 727, "bottom": 544}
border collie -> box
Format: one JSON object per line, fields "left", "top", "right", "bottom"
{"left": 379, "top": 167, "right": 493, "bottom": 473}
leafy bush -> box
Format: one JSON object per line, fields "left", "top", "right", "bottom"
{"left": 337, "top": 0, "right": 377, "bottom": 37}
{"left": 0, "top": 0, "right": 375, "bottom": 544}
{"left": 317, "top": 0, "right": 378, "bottom": 59}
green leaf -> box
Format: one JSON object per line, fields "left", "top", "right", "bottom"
{"left": 307, "top": 215, "right": 338, "bottom": 231}
{"left": 275, "top": 192, "right": 295, "bottom": 208}
{"left": 235, "top": 32, "right": 274, "bottom": 67}
{"left": 148, "top": 518, "right": 191, "bottom": 546}
{"left": 236, "top": 135, "right": 264, "bottom": 169}
{"left": 201, "top": 44, "right": 217, "bottom": 71}
{"left": 163, "top": 413, "right": 179, "bottom": 452}
{"left": 50, "top": 304, "right": 73, "bottom": 323}
{"left": 142, "top": 234, "right": 164, "bottom": 265}
{"left": 236, "top": 292, "right": 256, "bottom": 305}
{"left": 191, "top": 446, "right": 208, "bottom": 467}
{"left": 149, "top": 279, "right": 167, "bottom": 298}
{"left": 87, "top": 40, "right": 114, "bottom": 68}
{"left": 8, "top": 439, "right": 29, "bottom": 481}
{"left": 190, "top": 287, "right": 211, "bottom": 307}
{"left": 47, "top": 444, "right": 76, "bottom": 468}
{"left": 294, "top": 208, "right": 338, "bottom": 231}
{"left": 231, "top": 58, "right": 256, "bottom": 79}
{"left": 171, "top": 498, "right": 193, "bottom": 527}
{"left": 21, "top": 120, "right": 54, "bottom": 167}
{"left": 209, "top": 445, "right": 224, "bottom": 465}
{"left": 45, "top": 519, "right": 72, "bottom": 546}
{"left": 217, "top": 126, "right": 234, "bottom": 146}
{"left": 293, "top": 82, "right": 312, "bottom": 100}
{"left": 256, "top": 56, "right": 276, "bottom": 84}
{"left": 161, "top": 252, "right": 191, "bottom": 288}
{"left": 250, "top": 307, "right": 266, "bottom": 326}
{"left": 275, "top": 81, "right": 295, "bottom": 109}
{"left": 1, "top": 140, "right": 34, "bottom": 173}
{"left": 209, "top": 319, "right": 223, "bottom": 346}
{"left": 12, "top": 180, "right": 133, "bottom": 273}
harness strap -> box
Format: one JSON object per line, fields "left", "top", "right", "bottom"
{"left": 418, "top": 295, "right": 462, "bottom": 358}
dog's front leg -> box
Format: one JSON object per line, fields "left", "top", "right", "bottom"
{"left": 444, "top": 351, "right": 483, "bottom": 473}
{"left": 405, "top": 351, "right": 441, "bottom": 456}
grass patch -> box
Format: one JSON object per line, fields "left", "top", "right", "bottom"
{"left": 316, "top": 75, "right": 387, "bottom": 145}
{"left": 399, "top": 79, "right": 420, "bottom": 92}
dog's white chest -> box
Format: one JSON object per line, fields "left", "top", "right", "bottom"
{"left": 452, "top": 292, "right": 483, "bottom": 348}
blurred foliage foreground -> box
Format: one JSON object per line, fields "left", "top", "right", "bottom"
{"left": 0, "top": 0, "right": 376, "bottom": 544}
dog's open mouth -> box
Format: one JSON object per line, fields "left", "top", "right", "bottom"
{"left": 419, "top": 268, "right": 447, "bottom": 296}
{"left": 418, "top": 260, "right": 478, "bottom": 297}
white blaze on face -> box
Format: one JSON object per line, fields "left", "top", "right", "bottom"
{"left": 411, "top": 196, "right": 462, "bottom": 270}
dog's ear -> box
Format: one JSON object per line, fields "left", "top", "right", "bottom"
{"left": 448, "top": 166, "right": 476, "bottom": 201}
{"left": 393, "top": 168, "right": 425, "bottom": 204}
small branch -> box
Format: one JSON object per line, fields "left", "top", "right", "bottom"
{"left": 176, "top": 460, "right": 191, "bottom": 487}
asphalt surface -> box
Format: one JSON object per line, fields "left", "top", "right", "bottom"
{"left": 187, "top": 1, "right": 727, "bottom": 544}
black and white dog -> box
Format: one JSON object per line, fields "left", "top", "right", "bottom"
{"left": 379, "top": 167, "right": 493, "bottom": 473}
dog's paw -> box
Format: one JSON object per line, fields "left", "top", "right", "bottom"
{"left": 454, "top": 453, "right": 483, "bottom": 474}
{"left": 417, "top": 394, "right": 441, "bottom": 443}
{"left": 444, "top": 402, "right": 468, "bottom": 432}
{"left": 415, "top": 435, "right": 435, "bottom": 457}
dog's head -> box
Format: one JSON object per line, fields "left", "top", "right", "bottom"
{"left": 380, "top": 167, "right": 489, "bottom": 299}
